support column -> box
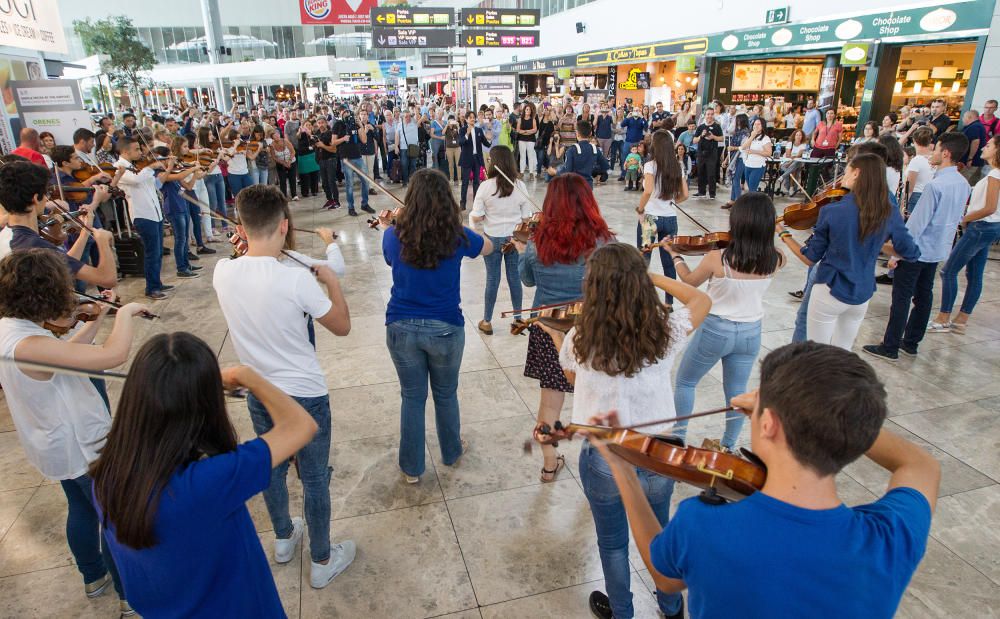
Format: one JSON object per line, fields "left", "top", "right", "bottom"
{"left": 199, "top": 0, "right": 232, "bottom": 110}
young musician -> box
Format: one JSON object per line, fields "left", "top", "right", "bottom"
{"left": 512, "top": 174, "right": 614, "bottom": 482}
{"left": 112, "top": 137, "right": 170, "bottom": 299}
{"left": 469, "top": 145, "right": 532, "bottom": 335}
{"left": 169, "top": 136, "right": 217, "bottom": 255}
{"left": 384, "top": 169, "right": 492, "bottom": 483}
{"left": 779, "top": 153, "right": 918, "bottom": 349}
{"left": 0, "top": 249, "right": 151, "bottom": 617}
{"left": 590, "top": 341, "right": 940, "bottom": 619}
{"left": 151, "top": 146, "right": 201, "bottom": 279}
{"left": 546, "top": 121, "right": 610, "bottom": 187}
{"left": 91, "top": 333, "right": 316, "bottom": 617}
{"left": 667, "top": 192, "right": 784, "bottom": 450}
{"left": 537, "top": 243, "right": 710, "bottom": 619}
{"left": 864, "top": 133, "right": 971, "bottom": 360}
{"left": 212, "top": 184, "right": 355, "bottom": 589}
{"left": 0, "top": 160, "right": 116, "bottom": 289}
{"left": 636, "top": 130, "right": 687, "bottom": 303}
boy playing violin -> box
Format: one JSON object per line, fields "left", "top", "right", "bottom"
{"left": 588, "top": 341, "right": 939, "bottom": 619}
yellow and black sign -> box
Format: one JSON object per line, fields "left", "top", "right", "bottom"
{"left": 460, "top": 8, "right": 540, "bottom": 27}
{"left": 576, "top": 38, "right": 709, "bottom": 67}
{"left": 370, "top": 7, "right": 453, "bottom": 27}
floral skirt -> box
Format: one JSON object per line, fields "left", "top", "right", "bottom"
{"left": 523, "top": 325, "right": 574, "bottom": 393}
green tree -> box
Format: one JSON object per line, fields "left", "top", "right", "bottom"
{"left": 73, "top": 16, "right": 156, "bottom": 112}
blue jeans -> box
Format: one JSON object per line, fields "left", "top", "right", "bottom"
{"left": 673, "top": 314, "right": 762, "bottom": 448}
{"left": 187, "top": 199, "right": 204, "bottom": 248}
{"left": 535, "top": 146, "right": 549, "bottom": 174}
{"left": 579, "top": 443, "right": 682, "bottom": 619}
{"left": 430, "top": 139, "right": 445, "bottom": 174}
{"left": 793, "top": 263, "right": 818, "bottom": 343}
{"left": 636, "top": 215, "right": 678, "bottom": 303}
{"left": 204, "top": 174, "right": 228, "bottom": 231}
{"left": 905, "top": 191, "right": 922, "bottom": 216}
{"left": 729, "top": 158, "right": 746, "bottom": 201}
{"left": 60, "top": 474, "right": 123, "bottom": 597}
{"left": 386, "top": 319, "right": 465, "bottom": 477}
{"left": 167, "top": 208, "right": 191, "bottom": 274}
{"left": 399, "top": 149, "right": 418, "bottom": 184}
{"left": 228, "top": 172, "right": 254, "bottom": 197}
{"left": 343, "top": 157, "right": 369, "bottom": 210}
{"left": 249, "top": 166, "right": 268, "bottom": 185}
{"left": 940, "top": 221, "right": 1000, "bottom": 314}
{"left": 609, "top": 141, "right": 624, "bottom": 171}
{"left": 247, "top": 393, "right": 332, "bottom": 563}
{"left": 483, "top": 234, "right": 522, "bottom": 322}
{"left": 132, "top": 217, "right": 163, "bottom": 295}
{"left": 618, "top": 141, "right": 634, "bottom": 179}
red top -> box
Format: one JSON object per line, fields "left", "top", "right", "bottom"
{"left": 813, "top": 121, "right": 844, "bottom": 150}
{"left": 10, "top": 146, "right": 46, "bottom": 167}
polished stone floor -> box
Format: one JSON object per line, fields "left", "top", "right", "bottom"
{"left": 1, "top": 173, "right": 999, "bottom": 618}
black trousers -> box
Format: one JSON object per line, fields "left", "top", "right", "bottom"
{"left": 882, "top": 259, "right": 939, "bottom": 353}
{"left": 459, "top": 165, "right": 480, "bottom": 208}
{"left": 697, "top": 147, "right": 719, "bottom": 197}
{"left": 276, "top": 162, "right": 297, "bottom": 198}
{"left": 318, "top": 157, "right": 339, "bottom": 202}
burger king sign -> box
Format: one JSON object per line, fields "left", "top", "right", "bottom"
{"left": 299, "top": 0, "right": 376, "bottom": 25}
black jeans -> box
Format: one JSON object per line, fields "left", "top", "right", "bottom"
{"left": 318, "top": 157, "right": 339, "bottom": 202}
{"left": 883, "top": 260, "right": 939, "bottom": 353}
{"left": 276, "top": 162, "right": 297, "bottom": 198}
{"left": 697, "top": 147, "right": 719, "bottom": 197}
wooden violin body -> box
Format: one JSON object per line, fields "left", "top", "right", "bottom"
{"left": 778, "top": 181, "right": 850, "bottom": 231}
{"left": 509, "top": 301, "right": 583, "bottom": 335}
{"left": 229, "top": 230, "right": 248, "bottom": 257}
{"left": 367, "top": 208, "right": 402, "bottom": 230}
{"left": 646, "top": 232, "right": 731, "bottom": 256}
{"left": 38, "top": 211, "right": 84, "bottom": 245}
{"left": 72, "top": 163, "right": 116, "bottom": 183}
{"left": 43, "top": 300, "right": 101, "bottom": 336}
{"left": 501, "top": 213, "right": 542, "bottom": 254}
{"left": 547, "top": 423, "right": 766, "bottom": 502}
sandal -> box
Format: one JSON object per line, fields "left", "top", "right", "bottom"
{"left": 540, "top": 454, "right": 565, "bottom": 483}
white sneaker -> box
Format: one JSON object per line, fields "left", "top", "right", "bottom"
{"left": 310, "top": 540, "right": 357, "bottom": 589}
{"left": 274, "top": 517, "right": 305, "bottom": 564}
{"left": 926, "top": 322, "right": 951, "bottom": 334}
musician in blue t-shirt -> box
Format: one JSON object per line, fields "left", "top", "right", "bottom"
{"left": 585, "top": 341, "right": 939, "bottom": 619}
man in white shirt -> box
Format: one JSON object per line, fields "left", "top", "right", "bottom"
{"left": 212, "top": 184, "right": 356, "bottom": 590}
{"left": 111, "top": 137, "right": 168, "bottom": 299}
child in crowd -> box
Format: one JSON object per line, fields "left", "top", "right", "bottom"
{"left": 624, "top": 145, "right": 643, "bottom": 191}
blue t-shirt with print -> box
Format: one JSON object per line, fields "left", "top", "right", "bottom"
{"left": 383, "top": 225, "right": 484, "bottom": 326}
{"left": 97, "top": 438, "right": 285, "bottom": 618}
{"left": 650, "top": 487, "right": 932, "bottom": 619}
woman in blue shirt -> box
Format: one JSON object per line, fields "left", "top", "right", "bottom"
{"left": 383, "top": 168, "right": 492, "bottom": 484}
{"left": 511, "top": 174, "right": 614, "bottom": 482}
{"left": 91, "top": 333, "right": 319, "bottom": 618}
{"left": 778, "top": 153, "right": 919, "bottom": 349}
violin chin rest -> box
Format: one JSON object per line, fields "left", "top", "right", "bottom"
{"left": 698, "top": 486, "right": 729, "bottom": 506}
{"left": 740, "top": 448, "right": 767, "bottom": 472}
{"left": 651, "top": 434, "right": 686, "bottom": 448}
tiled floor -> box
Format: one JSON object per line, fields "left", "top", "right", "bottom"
{"left": 1, "top": 175, "right": 999, "bottom": 618}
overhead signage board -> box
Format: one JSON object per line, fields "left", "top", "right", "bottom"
{"left": 372, "top": 27, "right": 454, "bottom": 49}
{"left": 840, "top": 42, "right": 871, "bottom": 66}
{"left": 713, "top": 1, "right": 990, "bottom": 55}
{"left": 499, "top": 55, "right": 574, "bottom": 73}
{"left": 0, "top": 0, "right": 68, "bottom": 54}
{"left": 576, "top": 38, "right": 709, "bottom": 67}
{"left": 460, "top": 8, "right": 540, "bottom": 27}
{"left": 461, "top": 30, "right": 539, "bottom": 48}
{"left": 370, "top": 7, "right": 453, "bottom": 27}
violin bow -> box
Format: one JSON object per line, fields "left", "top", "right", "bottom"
{"left": 672, "top": 202, "right": 712, "bottom": 235}
{"left": 49, "top": 166, "right": 99, "bottom": 237}
{"left": 499, "top": 299, "right": 578, "bottom": 318}
{"left": 490, "top": 164, "right": 541, "bottom": 212}
{"left": 619, "top": 405, "right": 739, "bottom": 432}
{"left": 0, "top": 356, "right": 127, "bottom": 381}
{"left": 279, "top": 249, "right": 318, "bottom": 275}
{"left": 75, "top": 290, "right": 159, "bottom": 320}
{"left": 341, "top": 159, "right": 405, "bottom": 208}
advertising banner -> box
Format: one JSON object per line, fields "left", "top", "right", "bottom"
{"left": 474, "top": 74, "right": 516, "bottom": 112}
{"left": 0, "top": 0, "right": 67, "bottom": 54}
{"left": 300, "top": 0, "right": 378, "bottom": 26}
{"left": 21, "top": 110, "right": 93, "bottom": 145}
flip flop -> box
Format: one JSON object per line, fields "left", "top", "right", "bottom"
{"left": 540, "top": 454, "right": 565, "bottom": 483}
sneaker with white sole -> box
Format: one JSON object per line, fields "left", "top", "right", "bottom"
{"left": 926, "top": 321, "right": 952, "bottom": 333}
{"left": 274, "top": 517, "right": 305, "bottom": 564}
{"left": 84, "top": 573, "right": 111, "bottom": 598}
{"left": 310, "top": 540, "right": 357, "bottom": 589}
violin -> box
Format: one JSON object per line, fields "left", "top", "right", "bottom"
{"left": 775, "top": 175, "right": 849, "bottom": 231}
{"left": 72, "top": 162, "right": 116, "bottom": 183}
{"left": 537, "top": 421, "right": 766, "bottom": 503}
{"left": 645, "top": 232, "right": 732, "bottom": 256}
{"left": 367, "top": 208, "right": 403, "bottom": 229}
{"left": 38, "top": 210, "right": 83, "bottom": 245}
{"left": 501, "top": 213, "right": 542, "bottom": 254}
{"left": 42, "top": 300, "right": 102, "bottom": 336}
{"left": 501, "top": 300, "right": 583, "bottom": 335}
{"left": 229, "top": 230, "right": 248, "bottom": 257}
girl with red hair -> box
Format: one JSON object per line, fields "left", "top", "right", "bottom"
{"left": 511, "top": 174, "right": 613, "bottom": 481}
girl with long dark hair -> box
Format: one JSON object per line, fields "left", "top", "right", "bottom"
{"left": 512, "top": 174, "right": 614, "bottom": 482}
{"left": 384, "top": 168, "right": 493, "bottom": 484}
{"left": 779, "top": 153, "right": 919, "bottom": 349}
{"left": 469, "top": 145, "right": 533, "bottom": 334}
{"left": 91, "top": 333, "right": 318, "bottom": 617}
{"left": 535, "top": 243, "right": 710, "bottom": 619}
{"left": 664, "top": 192, "right": 784, "bottom": 450}
{"left": 636, "top": 130, "right": 687, "bottom": 303}
{"left": 0, "top": 249, "right": 150, "bottom": 616}
{"left": 730, "top": 117, "right": 773, "bottom": 203}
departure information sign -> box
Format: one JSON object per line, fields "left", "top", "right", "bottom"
{"left": 372, "top": 27, "right": 455, "bottom": 49}
{"left": 370, "top": 7, "right": 453, "bottom": 27}
{"left": 460, "top": 9, "right": 540, "bottom": 27}
{"left": 461, "top": 30, "right": 539, "bottom": 48}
